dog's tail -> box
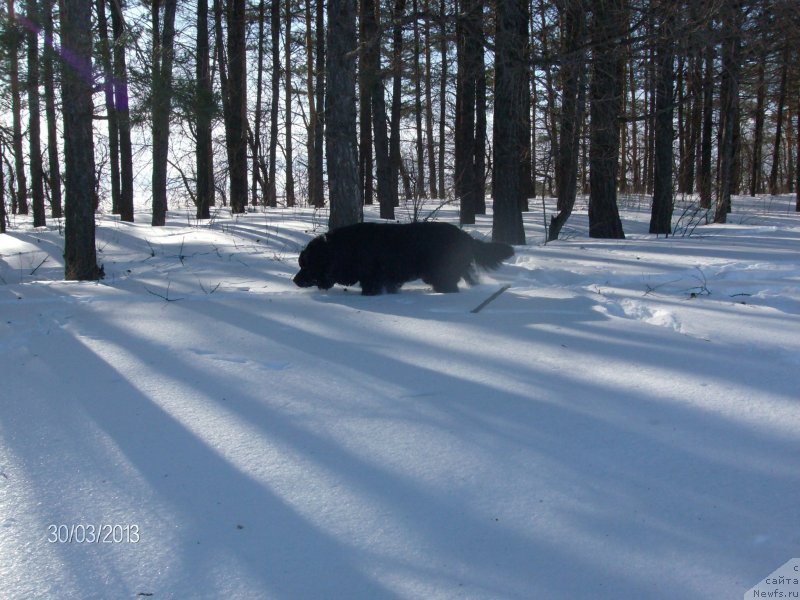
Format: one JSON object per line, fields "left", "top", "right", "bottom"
{"left": 471, "top": 238, "right": 515, "bottom": 270}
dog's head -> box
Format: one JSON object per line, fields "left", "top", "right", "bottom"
{"left": 293, "top": 234, "right": 335, "bottom": 290}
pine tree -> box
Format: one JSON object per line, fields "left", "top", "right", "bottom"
{"left": 492, "top": 0, "right": 527, "bottom": 244}
{"left": 60, "top": 0, "right": 102, "bottom": 280}
{"left": 588, "top": 0, "right": 625, "bottom": 239}
{"left": 326, "top": 0, "right": 361, "bottom": 228}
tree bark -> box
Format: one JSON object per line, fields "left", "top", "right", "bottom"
{"left": 455, "top": 0, "right": 479, "bottom": 224}
{"left": 768, "top": 43, "right": 789, "bottom": 196}
{"left": 437, "top": 0, "right": 447, "bottom": 198}
{"left": 97, "top": 0, "right": 120, "bottom": 218}
{"left": 358, "top": 0, "right": 374, "bottom": 205}
{"left": 312, "top": 0, "right": 325, "bottom": 207}
{"left": 8, "top": 0, "right": 28, "bottom": 215}
{"left": 715, "top": 0, "right": 741, "bottom": 223}
{"left": 698, "top": 34, "right": 714, "bottom": 209}
{"left": 537, "top": 0, "right": 558, "bottom": 196}
{"left": 326, "top": 0, "right": 362, "bottom": 228}
{"left": 196, "top": 0, "right": 214, "bottom": 218}
{"left": 685, "top": 48, "right": 701, "bottom": 196}
{"left": 474, "top": 5, "right": 486, "bottom": 216}
{"left": 548, "top": 0, "right": 586, "bottom": 242}
{"left": 644, "top": 17, "right": 655, "bottom": 194}
{"left": 412, "top": 0, "right": 425, "bottom": 197}
{"left": 649, "top": 3, "right": 675, "bottom": 235}
{"left": 268, "top": 0, "right": 281, "bottom": 206}
{"left": 27, "top": 0, "right": 45, "bottom": 226}
{"left": 151, "top": 0, "right": 178, "bottom": 226}
{"left": 284, "top": 0, "right": 295, "bottom": 206}
{"left": 251, "top": 0, "right": 266, "bottom": 207}
{"left": 60, "top": 0, "right": 101, "bottom": 280}
{"left": 213, "top": 0, "right": 229, "bottom": 207}
{"left": 389, "top": 0, "right": 405, "bottom": 208}
{"left": 796, "top": 94, "right": 800, "bottom": 211}
{"left": 749, "top": 55, "right": 766, "bottom": 197}
{"left": 588, "top": 0, "right": 625, "bottom": 239}
{"left": 423, "top": 0, "right": 438, "bottom": 199}
{"left": 304, "top": 0, "right": 318, "bottom": 207}
{"left": 491, "top": 0, "right": 527, "bottom": 245}
{"left": 42, "top": 0, "right": 62, "bottom": 219}
{"left": 362, "top": 0, "right": 392, "bottom": 218}
{"left": 109, "top": 0, "right": 134, "bottom": 221}
{"left": 0, "top": 159, "right": 5, "bottom": 232}
{"left": 629, "top": 44, "right": 640, "bottom": 193}
{"left": 227, "top": 0, "right": 248, "bottom": 213}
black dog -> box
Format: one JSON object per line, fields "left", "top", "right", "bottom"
{"left": 293, "top": 221, "right": 514, "bottom": 295}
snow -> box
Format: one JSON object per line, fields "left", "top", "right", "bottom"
{"left": 1, "top": 196, "right": 798, "bottom": 599}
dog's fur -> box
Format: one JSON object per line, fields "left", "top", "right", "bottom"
{"left": 293, "top": 222, "right": 514, "bottom": 295}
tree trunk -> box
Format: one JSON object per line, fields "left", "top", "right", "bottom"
{"left": 685, "top": 50, "right": 701, "bottom": 196}
{"left": 313, "top": 0, "right": 325, "bottom": 207}
{"left": 629, "top": 45, "right": 640, "bottom": 193}
{"left": 305, "top": 0, "right": 318, "bottom": 207}
{"left": 474, "top": 6, "right": 486, "bottom": 216}
{"left": 796, "top": 95, "right": 800, "bottom": 211}
{"left": 196, "top": 0, "right": 214, "bottom": 218}
{"left": 27, "top": 0, "right": 45, "bottom": 226}
{"left": 644, "top": 19, "right": 656, "bottom": 194}
{"left": 619, "top": 59, "right": 628, "bottom": 195}
{"left": 97, "top": 0, "right": 120, "bottom": 218}
{"left": 715, "top": 1, "right": 741, "bottom": 223}
{"left": 358, "top": 0, "right": 374, "bottom": 206}
{"left": 588, "top": 0, "right": 625, "bottom": 239}
{"left": 538, "top": 0, "right": 558, "bottom": 195}
{"left": 423, "top": 0, "right": 438, "bottom": 199}
{"left": 649, "top": 3, "right": 675, "bottom": 235}
{"left": 0, "top": 160, "right": 5, "bottom": 233}
{"left": 786, "top": 104, "right": 794, "bottom": 193}
{"left": 251, "top": 0, "right": 266, "bottom": 207}
{"left": 151, "top": 0, "right": 178, "bottom": 226}
{"left": 491, "top": 0, "right": 526, "bottom": 245}
{"left": 520, "top": 56, "right": 532, "bottom": 212}
{"left": 226, "top": 0, "right": 248, "bottom": 213}
{"left": 60, "top": 0, "right": 101, "bottom": 280}
{"left": 284, "top": 0, "right": 295, "bottom": 206}
{"left": 698, "top": 36, "right": 714, "bottom": 209}
{"left": 750, "top": 55, "right": 766, "bottom": 197}
{"left": 371, "top": 81, "right": 392, "bottom": 217}
{"left": 674, "top": 54, "right": 683, "bottom": 193}
{"left": 109, "top": 0, "right": 134, "bottom": 221}
{"left": 8, "top": 0, "right": 28, "bottom": 215}
{"left": 326, "top": 0, "right": 362, "bottom": 228}
{"left": 268, "top": 0, "right": 281, "bottom": 206}
{"left": 437, "top": 0, "right": 447, "bottom": 199}
{"left": 42, "top": 0, "right": 62, "bottom": 219}
{"left": 455, "top": 0, "right": 479, "bottom": 224}
{"left": 768, "top": 43, "right": 789, "bottom": 196}
{"left": 548, "top": 0, "right": 586, "bottom": 242}
{"left": 412, "top": 0, "right": 425, "bottom": 198}
{"left": 213, "top": 0, "right": 229, "bottom": 208}
{"left": 362, "top": 0, "right": 392, "bottom": 218}
{"left": 389, "top": 0, "right": 405, "bottom": 208}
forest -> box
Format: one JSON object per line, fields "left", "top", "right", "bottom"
{"left": 0, "top": 0, "right": 798, "bottom": 279}
{"left": 2, "top": 3, "right": 800, "bottom": 596}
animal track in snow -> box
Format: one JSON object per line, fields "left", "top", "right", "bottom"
{"left": 617, "top": 298, "right": 684, "bottom": 334}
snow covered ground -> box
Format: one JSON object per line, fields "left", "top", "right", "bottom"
{"left": 1, "top": 195, "right": 798, "bottom": 599}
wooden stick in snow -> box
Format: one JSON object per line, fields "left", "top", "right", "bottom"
{"left": 470, "top": 284, "right": 511, "bottom": 313}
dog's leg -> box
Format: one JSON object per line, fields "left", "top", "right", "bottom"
{"left": 360, "top": 278, "right": 383, "bottom": 295}
{"left": 431, "top": 277, "right": 460, "bottom": 293}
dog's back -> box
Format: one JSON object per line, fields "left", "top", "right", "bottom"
{"left": 297, "top": 221, "right": 514, "bottom": 294}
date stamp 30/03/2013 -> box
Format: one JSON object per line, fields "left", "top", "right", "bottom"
{"left": 47, "top": 524, "right": 140, "bottom": 544}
